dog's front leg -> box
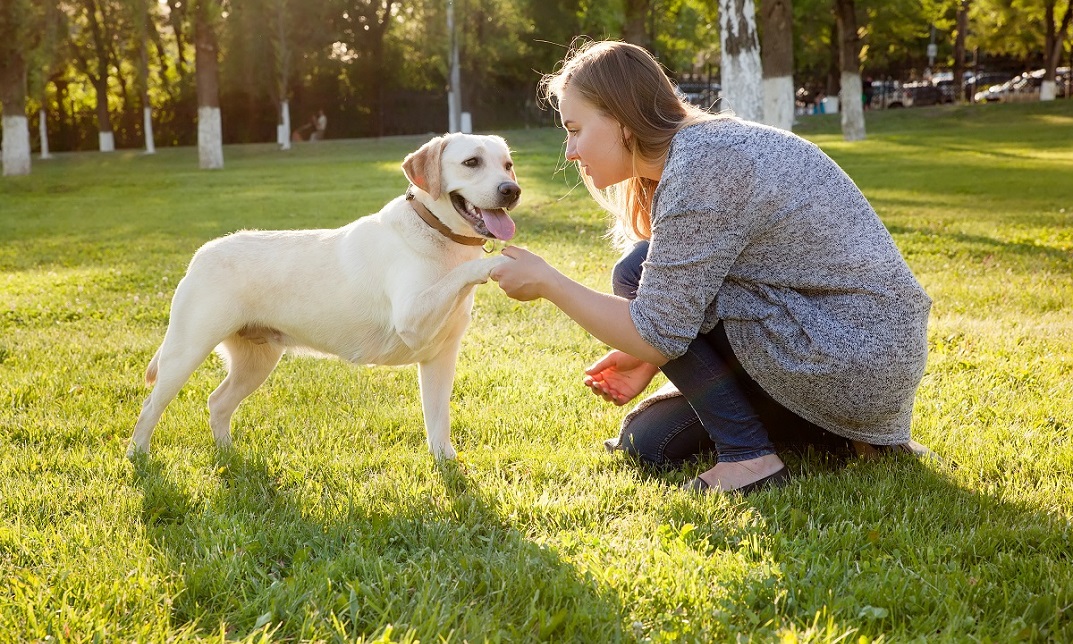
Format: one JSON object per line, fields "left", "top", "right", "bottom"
{"left": 418, "top": 338, "right": 463, "bottom": 459}
{"left": 392, "top": 256, "right": 509, "bottom": 351}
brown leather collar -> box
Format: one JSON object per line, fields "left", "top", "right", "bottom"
{"left": 406, "top": 187, "right": 486, "bottom": 247}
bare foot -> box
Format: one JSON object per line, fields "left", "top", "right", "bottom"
{"left": 697, "top": 454, "right": 785, "bottom": 492}
{"left": 583, "top": 350, "right": 660, "bottom": 406}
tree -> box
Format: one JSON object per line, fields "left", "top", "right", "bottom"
{"left": 969, "top": 0, "right": 1071, "bottom": 98}
{"left": 269, "top": 0, "right": 293, "bottom": 149}
{"left": 27, "top": 1, "right": 64, "bottom": 161}
{"left": 1, "top": 0, "right": 51, "bottom": 176}
{"left": 195, "top": 0, "right": 224, "bottom": 169}
{"left": 624, "top": 0, "right": 654, "bottom": 50}
{"left": 67, "top": 0, "right": 134, "bottom": 152}
{"left": 329, "top": 0, "right": 401, "bottom": 137}
{"left": 953, "top": 0, "right": 969, "bottom": 101}
{"left": 131, "top": 0, "right": 157, "bottom": 153}
{"left": 761, "top": 0, "right": 795, "bottom": 129}
{"left": 719, "top": 0, "right": 764, "bottom": 121}
{"left": 835, "top": 0, "right": 865, "bottom": 140}
{"left": 1041, "top": 0, "right": 1073, "bottom": 100}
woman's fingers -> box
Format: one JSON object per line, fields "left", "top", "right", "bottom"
{"left": 500, "top": 245, "right": 525, "bottom": 259}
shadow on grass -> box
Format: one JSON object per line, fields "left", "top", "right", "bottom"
{"left": 886, "top": 222, "right": 1073, "bottom": 265}
{"left": 614, "top": 449, "right": 1072, "bottom": 641}
{"left": 131, "top": 448, "right": 624, "bottom": 641}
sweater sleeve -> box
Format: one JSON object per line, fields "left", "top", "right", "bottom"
{"left": 629, "top": 129, "right": 761, "bottom": 359}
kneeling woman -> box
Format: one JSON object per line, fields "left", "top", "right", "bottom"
{"left": 490, "top": 40, "right": 932, "bottom": 493}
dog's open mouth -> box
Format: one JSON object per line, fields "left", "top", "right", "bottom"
{"left": 450, "top": 193, "right": 516, "bottom": 241}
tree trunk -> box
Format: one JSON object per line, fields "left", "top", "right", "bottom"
{"left": 623, "top": 0, "right": 652, "bottom": 51}
{"left": 93, "top": 76, "right": 115, "bottom": 151}
{"left": 195, "top": 0, "right": 223, "bottom": 169}
{"left": 168, "top": 0, "right": 189, "bottom": 81}
{"left": 138, "top": 0, "right": 155, "bottom": 153}
{"left": 39, "top": 109, "right": 50, "bottom": 159}
{"left": 273, "top": 0, "right": 291, "bottom": 149}
{"left": 719, "top": 0, "right": 764, "bottom": 122}
{"left": 1041, "top": 0, "right": 1073, "bottom": 101}
{"left": 953, "top": 0, "right": 969, "bottom": 103}
{"left": 278, "top": 99, "right": 291, "bottom": 149}
{"left": 760, "top": 0, "right": 794, "bottom": 130}
{"left": 1, "top": 53, "right": 31, "bottom": 176}
{"left": 84, "top": 0, "right": 115, "bottom": 151}
{"left": 834, "top": 0, "right": 865, "bottom": 141}
{"left": 369, "top": 1, "right": 398, "bottom": 138}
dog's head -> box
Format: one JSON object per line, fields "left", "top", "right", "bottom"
{"left": 402, "top": 133, "right": 520, "bottom": 241}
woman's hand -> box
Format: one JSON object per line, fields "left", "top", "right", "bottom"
{"left": 583, "top": 350, "right": 660, "bottom": 406}
{"left": 489, "top": 246, "right": 561, "bottom": 301}
{"left": 489, "top": 247, "right": 670, "bottom": 368}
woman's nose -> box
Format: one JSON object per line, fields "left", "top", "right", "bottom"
{"left": 565, "top": 141, "right": 579, "bottom": 161}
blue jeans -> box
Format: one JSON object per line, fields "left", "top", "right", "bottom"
{"left": 611, "top": 241, "right": 846, "bottom": 466}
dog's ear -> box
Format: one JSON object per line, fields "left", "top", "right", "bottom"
{"left": 402, "top": 135, "right": 448, "bottom": 200}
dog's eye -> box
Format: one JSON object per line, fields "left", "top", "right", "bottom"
{"left": 462, "top": 157, "right": 480, "bottom": 168}
{"left": 505, "top": 162, "right": 514, "bottom": 172}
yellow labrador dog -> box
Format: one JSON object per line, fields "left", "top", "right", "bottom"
{"left": 127, "top": 133, "right": 519, "bottom": 459}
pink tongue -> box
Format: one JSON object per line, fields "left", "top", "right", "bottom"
{"left": 481, "top": 208, "right": 516, "bottom": 241}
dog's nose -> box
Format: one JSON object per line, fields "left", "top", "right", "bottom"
{"left": 498, "top": 182, "right": 521, "bottom": 203}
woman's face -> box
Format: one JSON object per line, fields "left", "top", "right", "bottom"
{"left": 559, "top": 85, "right": 634, "bottom": 189}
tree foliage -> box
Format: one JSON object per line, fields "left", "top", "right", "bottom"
{"left": 3, "top": 0, "right": 1068, "bottom": 153}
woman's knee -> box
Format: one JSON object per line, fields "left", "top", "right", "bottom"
{"left": 615, "top": 395, "right": 712, "bottom": 466}
{"left": 611, "top": 241, "right": 649, "bottom": 299}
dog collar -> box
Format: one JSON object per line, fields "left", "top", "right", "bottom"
{"left": 406, "top": 187, "right": 487, "bottom": 248}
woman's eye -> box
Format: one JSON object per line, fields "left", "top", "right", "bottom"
{"left": 463, "top": 158, "right": 480, "bottom": 168}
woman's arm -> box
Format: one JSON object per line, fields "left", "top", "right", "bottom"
{"left": 489, "top": 246, "right": 669, "bottom": 367}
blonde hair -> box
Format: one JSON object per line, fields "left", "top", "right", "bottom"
{"left": 539, "top": 39, "right": 720, "bottom": 246}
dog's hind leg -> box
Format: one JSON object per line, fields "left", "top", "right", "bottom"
{"left": 208, "top": 336, "right": 284, "bottom": 448}
{"left": 418, "top": 337, "right": 463, "bottom": 460}
{"left": 127, "top": 332, "right": 222, "bottom": 457}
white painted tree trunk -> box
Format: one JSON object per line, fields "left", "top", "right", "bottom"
{"left": 840, "top": 72, "right": 866, "bottom": 141}
{"left": 38, "top": 109, "right": 50, "bottom": 159}
{"left": 198, "top": 106, "right": 224, "bottom": 169}
{"left": 1040, "top": 80, "right": 1057, "bottom": 101}
{"left": 143, "top": 107, "right": 156, "bottom": 154}
{"left": 718, "top": 0, "right": 764, "bottom": 122}
{"left": 99, "top": 131, "right": 115, "bottom": 152}
{"left": 762, "top": 76, "right": 794, "bottom": 130}
{"left": 2, "top": 115, "right": 31, "bottom": 176}
{"left": 278, "top": 99, "right": 291, "bottom": 150}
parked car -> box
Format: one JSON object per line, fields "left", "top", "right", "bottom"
{"left": 974, "top": 68, "right": 1070, "bottom": 103}
{"left": 965, "top": 71, "right": 1017, "bottom": 102}
{"left": 868, "top": 80, "right": 913, "bottom": 109}
{"left": 904, "top": 81, "right": 943, "bottom": 107}
{"left": 929, "top": 71, "right": 973, "bottom": 103}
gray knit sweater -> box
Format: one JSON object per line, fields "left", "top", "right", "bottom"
{"left": 628, "top": 117, "right": 931, "bottom": 444}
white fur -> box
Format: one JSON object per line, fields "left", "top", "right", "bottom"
{"left": 127, "top": 133, "right": 520, "bottom": 459}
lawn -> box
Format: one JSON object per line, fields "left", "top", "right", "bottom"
{"left": 1, "top": 100, "right": 1071, "bottom": 642}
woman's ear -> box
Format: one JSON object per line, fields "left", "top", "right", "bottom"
{"left": 621, "top": 126, "right": 634, "bottom": 150}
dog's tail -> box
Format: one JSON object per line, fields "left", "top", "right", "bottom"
{"left": 145, "top": 348, "right": 161, "bottom": 386}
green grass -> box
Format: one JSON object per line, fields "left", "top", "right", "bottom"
{"left": 2, "top": 101, "right": 1072, "bottom": 642}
